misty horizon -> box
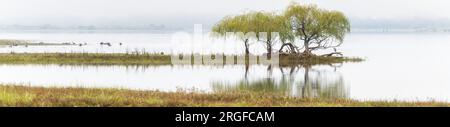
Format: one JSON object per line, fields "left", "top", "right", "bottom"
{"left": 2, "top": 0, "right": 450, "bottom": 30}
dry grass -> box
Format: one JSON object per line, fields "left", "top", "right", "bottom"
{"left": 0, "top": 85, "right": 447, "bottom": 107}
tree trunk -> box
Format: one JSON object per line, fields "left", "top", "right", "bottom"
{"left": 267, "top": 45, "right": 272, "bottom": 56}
{"left": 303, "top": 40, "right": 310, "bottom": 54}
{"left": 267, "top": 43, "right": 272, "bottom": 58}
{"left": 303, "top": 40, "right": 312, "bottom": 57}
{"left": 244, "top": 39, "right": 250, "bottom": 55}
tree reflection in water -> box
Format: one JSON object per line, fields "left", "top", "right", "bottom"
{"left": 211, "top": 64, "right": 348, "bottom": 99}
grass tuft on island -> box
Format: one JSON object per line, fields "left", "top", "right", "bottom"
{"left": 0, "top": 85, "right": 447, "bottom": 107}
{"left": 0, "top": 53, "right": 363, "bottom": 66}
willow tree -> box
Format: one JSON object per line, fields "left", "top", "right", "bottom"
{"left": 284, "top": 3, "right": 350, "bottom": 56}
{"left": 212, "top": 14, "right": 253, "bottom": 55}
{"left": 245, "top": 13, "right": 280, "bottom": 72}
{"left": 212, "top": 2, "right": 350, "bottom": 56}
{"left": 213, "top": 12, "right": 290, "bottom": 56}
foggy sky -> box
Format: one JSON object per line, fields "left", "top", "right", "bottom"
{"left": 1, "top": 0, "right": 449, "bottom": 28}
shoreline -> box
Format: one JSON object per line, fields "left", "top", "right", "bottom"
{"left": 0, "top": 39, "right": 76, "bottom": 46}
{"left": 0, "top": 53, "right": 363, "bottom": 66}
{"left": 0, "top": 85, "right": 447, "bottom": 107}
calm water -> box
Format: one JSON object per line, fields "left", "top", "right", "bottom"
{"left": 1, "top": 32, "right": 450, "bottom": 102}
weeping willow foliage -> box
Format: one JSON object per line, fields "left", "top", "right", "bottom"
{"left": 212, "top": 2, "right": 350, "bottom": 55}
{"left": 284, "top": 3, "right": 350, "bottom": 54}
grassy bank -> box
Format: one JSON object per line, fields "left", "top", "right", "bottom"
{"left": 0, "top": 39, "right": 73, "bottom": 46}
{"left": 0, "top": 85, "right": 447, "bottom": 107}
{"left": 0, "top": 53, "right": 171, "bottom": 65}
{"left": 0, "top": 39, "right": 30, "bottom": 45}
{"left": 0, "top": 53, "right": 362, "bottom": 65}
